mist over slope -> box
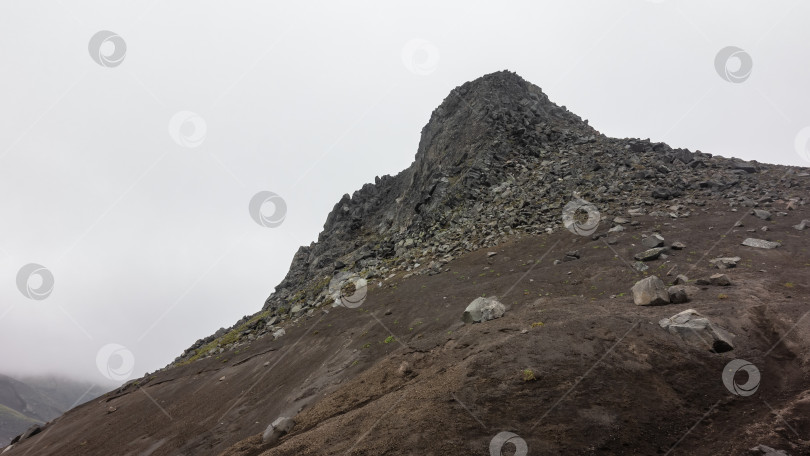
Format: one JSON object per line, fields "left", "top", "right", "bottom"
{"left": 0, "top": 374, "right": 108, "bottom": 446}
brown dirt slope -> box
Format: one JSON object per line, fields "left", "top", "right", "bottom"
{"left": 7, "top": 197, "right": 810, "bottom": 455}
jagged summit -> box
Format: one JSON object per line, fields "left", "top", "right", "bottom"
{"left": 424, "top": 69, "right": 589, "bottom": 132}
{"left": 263, "top": 71, "right": 596, "bottom": 309}
{"left": 412, "top": 70, "right": 591, "bottom": 171}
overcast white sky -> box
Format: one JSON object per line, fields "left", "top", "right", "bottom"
{"left": 1, "top": 0, "right": 808, "bottom": 385}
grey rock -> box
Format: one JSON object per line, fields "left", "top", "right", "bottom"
{"left": 671, "top": 148, "right": 694, "bottom": 164}
{"left": 634, "top": 247, "right": 667, "bottom": 261}
{"left": 642, "top": 233, "right": 665, "bottom": 248}
{"left": 633, "top": 261, "right": 649, "bottom": 272}
{"left": 749, "top": 444, "right": 789, "bottom": 455}
{"left": 733, "top": 161, "right": 758, "bottom": 173}
{"left": 263, "top": 416, "right": 295, "bottom": 444}
{"left": 481, "top": 302, "right": 505, "bottom": 321}
{"left": 752, "top": 209, "right": 771, "bottom": 220}
{"left": 462, "top": 297, "right": 505, "bottom": 323}
{"left": 667, "top": 285, "right": 689, "bottom": 304}
{"left": 22, "top": 425, "right": 42, "bottom": 440}
{"left": 631, "top": 276, "right": 670, "bottom": 306}
{"left": 658, "top": 308, "right": 734, "bottom": 352}
{"left": 670, "top": 241, "right": 686, "bottom": 250}
{"left": 710, "top": 273, "right": 731, "bottom": 286}
{"left": 793, "top": 219, "right": 810, "bottom": 231}
{"left": 608, "top": 225, "right": 625, "bottom": 233}
{"left": 672, "top": 274, "right": 689, "bottom": 285}
{"left": 272, "top": 328, "right": 286, "bottom": 339}
{"left": 709, "top": 256, "right": 741, "bottom": 269}
{"left": 742, "top": 238, "right": 780, "bottom": 249}
{"left": 652, "top": 187, "right": 673, "bottom": 199}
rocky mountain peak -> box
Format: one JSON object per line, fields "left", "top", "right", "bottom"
{"left": 173, "top": 70, "right": 806, "bottom": 367}
{"left": 13, "top": 70, "right": 810, "bottom": 456}
{"left": 412, "top": 70, "right": 591, "bottom": 172}
{"left": 265, "top": 71, "right": 596, "bottom": 303}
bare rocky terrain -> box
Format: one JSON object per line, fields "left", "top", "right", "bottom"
{"left": 4, "top": 71, "right": 809, "bottom": 456}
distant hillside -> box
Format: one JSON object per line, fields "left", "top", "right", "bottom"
{"left": 0, "top": 374, "right": 109, "bottom": 446}
{"left": 0, "top": 404, "right": 41, "bottom": 443}
{"left": 17, "top": 376, "right": 110, "bottom": 413}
